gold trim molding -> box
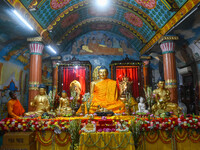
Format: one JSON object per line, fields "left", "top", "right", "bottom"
{"left": 140, "top": 56, "right": 152, "bottom": 60}
{"left": 158, "top": 36, "right": 179, "bottom": 44}
{"left": 27, "top": 36, "right": 43, "bottom": 42}
{"left": 165, "top": 79, "right": 177, "bottom": 83}
{"left": 165, "top": 85, "right": 177, "bottom": 88}
{"left": 29, "top": 87, "right": 39, "bottom": 90}
{"left": 29, "top": 81, "right": 40, "bottom": 85}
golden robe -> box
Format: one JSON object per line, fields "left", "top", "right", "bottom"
{"left": 78, "top": 79, "right": 125, "bottom": 114}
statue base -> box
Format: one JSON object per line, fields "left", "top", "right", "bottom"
{"left": 95, "top": 111, "right": 114, "bottom": 116}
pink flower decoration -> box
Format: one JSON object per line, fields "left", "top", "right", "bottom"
{"left": 50, "top": 0, "right": 71, "bottom": 10}
{"left": 124, "top": 12, "right": 143, "bottom": 27}
{"left": 61, "top": 13, "right": 79, "bottom": 29}
{"left": 135, "top": 0, "right": 156, "bottom": 9}
{"left": 119, "top": 27, "right": 135, "bottom": 39}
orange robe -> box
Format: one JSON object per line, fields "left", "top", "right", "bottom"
{"left": 7, "top": 99, "right": 25, "bottom": 118}
{"left": 78, "top": 79, "right": 125, "bottom": 114}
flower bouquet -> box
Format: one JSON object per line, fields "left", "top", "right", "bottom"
{"left": 47, "top": 90, "right": 56, "bottom": 111}
{"left": 82, "top": 93, "right": 93, "bottom": 115}
{"left": 143, "top": 86, "right": 154, "bottom": 112}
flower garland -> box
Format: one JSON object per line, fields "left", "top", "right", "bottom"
{"left": 0, "top": 115, "right": 200, "bottom": 147}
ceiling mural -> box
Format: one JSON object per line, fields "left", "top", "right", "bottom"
{"left": 4, "top": 0, "right": 197, "bottom": 55}
{"left": 90, "top": 23, "right": 113, "bottom": 30}
{"left": 64, "top": 31, "right": 137, "bottom": 56}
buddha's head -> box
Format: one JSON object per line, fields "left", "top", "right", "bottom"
{"left": 62, "top": 90, "right": 67, "bottom": 98}
{"left": 39, "top": 88, "right": 46, "bottom": 95}
{"left": 98, "top": 66, "right": 108, "bottom": 79}
{"left": 38, "top": 84, "right": 46, "bottom": 95}
{"left": 139, "top": 97, "right": 144, "bottom": 103}
{"left": 157, "top": 80, "right": 165, "bottom": 89}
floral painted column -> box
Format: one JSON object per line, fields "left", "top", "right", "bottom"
{"left": 27, "top": 37, "right": 44, "bottom": 111}
{"left": 159, "top": 36, "right": 179, "bottom": 103}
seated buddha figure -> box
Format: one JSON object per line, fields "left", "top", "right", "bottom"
{"left": 25, "top": 84, "right": 50, "bottom": 116}
{"left": 152, "top": 80, "right": 170, "bottom": 114}
{"left": 152, "top": 80, "right": 182, "bottom": 115}
{"left": 88, "top": 66, "right": 125, "bottom": 113}
{"left": 56, "top": 90, "right": 72, "bottom": 116}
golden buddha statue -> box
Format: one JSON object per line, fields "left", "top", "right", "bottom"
{"left": 70, "top": 80, "right": 81, "bottom": 101}
{"left": 56, "top": 90, "right": 72, "bottom": 116}
{"left": 25, "top": 84, "right": 50, "bottom": 116}
{"left": 152, "top": 80, "right": 182, "bottom": 115}
{"left": 79, "top": 66, "right": 125, "bottom": 114}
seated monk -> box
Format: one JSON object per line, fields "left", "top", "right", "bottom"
{"left": 77, "top": 66, "right": 125, "bottom": 114}
{"left": 25, "top": 84, "right": 50, "bottom": 116}
{"left": 7, "top": 91, "right": 25, "bottom": 119}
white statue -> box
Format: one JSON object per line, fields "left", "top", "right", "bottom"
{"left": 136, "top": 97, "right": 149, "bottom": 113}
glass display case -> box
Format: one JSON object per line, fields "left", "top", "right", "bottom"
{"left": 110, "top": 57, "right": 143, "bottom": 99}
{"left": 57, "top": 57, "right": 91, "bottom": 103}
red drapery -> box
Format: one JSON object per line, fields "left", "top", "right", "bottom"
{"left": 116, "top": 67, "right": 139, "bottom": 98}
{"left": 62, "top": 67, "right": 86, "bottom": 98}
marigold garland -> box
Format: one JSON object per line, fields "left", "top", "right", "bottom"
{"left": 145, "top": 132, "right": 159, "bottom": 143}
{"left": 36, "top": 131, "right": 53, "bottom": 146}
{"left": 159, "top": 130, "right": 171, "bottom": 144}
{"left": 174, "top": 129, "right": 188, "bottom": 143}
{"left": 55, "top": 132, "right": 71, "bottom": 146}
{"left": 188, "top": 130, "right": 200, "bottom": 143}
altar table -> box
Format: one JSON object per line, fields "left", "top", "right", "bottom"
{"left": 79, "top": 132, "right": 134, "bottom": 150}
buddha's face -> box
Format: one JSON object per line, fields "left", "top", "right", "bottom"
{"left": 39, "top": 88, "right": 45, "bottom": 95}
{"left": 158, "top": 81, "right": 165, "bottom": 89}
{"left": 99, "top": 69, "right": 108, "bottom": 79}
{"left": 62, "top": 92, "right": 67, "bottom": 98}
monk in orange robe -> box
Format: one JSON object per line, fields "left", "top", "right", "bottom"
{"left": 77, "top": 67, "right": 125, "bottom": 114}
{"left": 7, "top": 91, "right": 25, "bottom": 119}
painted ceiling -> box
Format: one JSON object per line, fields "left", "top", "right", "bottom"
{"left": 2, "top": 0, "right": 198, "bottom": 55}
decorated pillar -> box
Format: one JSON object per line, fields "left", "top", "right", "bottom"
{"left": 159, "top": 36, "right": 179, "bottom": 103}
{"left": 143, "top": 60, "right": 150, "bottom": 90}
{"left": 141, "top": 56, "right": 151, "bottom": 90}
{"left": 52, "top": 61, "right": 58, "bottom": 94}
{"left": 28, "top": 37, "right": 44, "bottom": 111}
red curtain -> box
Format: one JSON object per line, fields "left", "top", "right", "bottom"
{"left": 63, "top": 67, "right": 86, "bottom": 98}
{"left": 116, "top": 67, "right": 139, "bottom": 98}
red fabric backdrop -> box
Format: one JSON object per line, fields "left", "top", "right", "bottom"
{"left": 116, "top": 67, "right": 139, "bottom": 98}
{"left": 63, "top": 67, "right": 86, "bottom": 98}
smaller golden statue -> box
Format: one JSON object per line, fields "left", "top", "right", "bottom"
{"left": 118, "top": 75, "right": 133, "bottom": 102}
{"left": 56, "top": 90, "right": 72, "bottom": 116}
{"left": 25, "top": 84, "right": 50, "bottom": 116}
{"left": 70, "top": 80, "right": 81, "bottom": 101}
{"left": 152, "top": 80, "right": 182, "bottom": 115}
